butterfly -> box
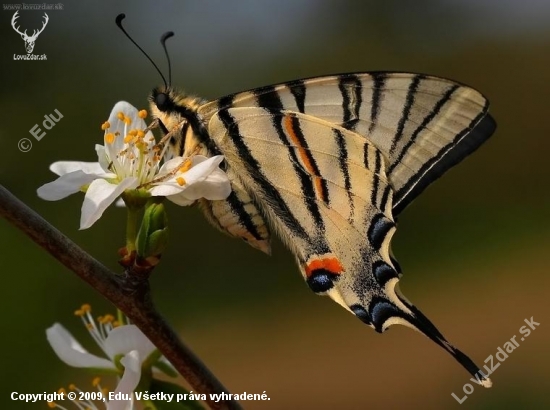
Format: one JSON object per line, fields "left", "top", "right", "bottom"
{"left": 118, "top": 15, "right": 495, "bottom": 387}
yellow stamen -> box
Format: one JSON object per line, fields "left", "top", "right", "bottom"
{"left": 81, "top": 304, "right": 91, "bottom": 312}
{"left": 113, "top": 320, "right": 121, "bottom": 327}
{"left": 137, "top": 130, "right": 145, "bottom": 138}
{"left": 86, "top": 323, "right": 94, "bottom": 330}
{"left": 123, "top": 116, "right": 131, "bottom": 125}
{"left": 47, "top": 402, "right": 57, "bottom": 408}
{"left": 128, "top": 129, "right": 138, "bottom": 136}
{"left": 105, "top": 133, "right": 115, "bottom": 144}
{"left": 138, "top": 109, "right": 147, "bottom": 119}
{"left": 117, "top": 112, "right": 124, "bottom": 121}
{"left": 74, "top": 309, "right": 84, "bottom": 317}
{"left": 176, "top": 177, "right": 186, "bottom": 186}
{"left": 124, "top": 134, "right": 134, "bottom": 144}
{"left": 178, "top": 159, "right": 192, "bottom": 173}
{"left": 57, "top": 388, "right": 66, "bottom": 395}
{"left": 68, "top": 384, "right": 77, "bottom": 391}
{"left": 101, "top": 121, "right": 110, "bottom": 130}
{"left": 92, "top": 377, "right": 101, "bottom": 387}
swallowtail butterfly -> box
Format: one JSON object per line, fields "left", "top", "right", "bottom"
{"left": 118, "top": 14, "right": 495, "bottom": 387}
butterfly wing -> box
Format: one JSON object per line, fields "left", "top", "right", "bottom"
{"left": 200, "top": 73, "right": 496, "bottom": 215}
{"left": 205, "top": 104, "right": 491, "bottom": 386}
{"left": 198, "top": 167, "right": 271, "bottom": 254}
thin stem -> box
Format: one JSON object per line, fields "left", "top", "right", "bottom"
{"left": 116, "top": 308, "right": 126, "bottom": 326}
{"left": 0, "top": 185, "right": 243, "bottom": 410}
{"left": 126, "top": 205, "right": 140, "bottom": 252}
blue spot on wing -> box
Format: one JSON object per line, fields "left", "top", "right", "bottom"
{"left": 370, "top": 298, "right": 403, "bottom": 333}
{"left": 373, "top": 261, "right": 398, "bottom": 286}
{"left": 350, "top": 304, "right": 371, "bottom": 325}
{"left": 368, "top": 214, "right": 394, "bottom": 250}
{"left": 306, "top": 269, "right": 339, "bottom": 293}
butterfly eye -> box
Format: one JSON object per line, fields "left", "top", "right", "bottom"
{"left": 155, "top": 92, "right": 169, "bottom": 111}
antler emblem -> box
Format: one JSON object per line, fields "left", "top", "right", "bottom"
{"left": 11, "top": 11, "right": 49, "bottom": 54}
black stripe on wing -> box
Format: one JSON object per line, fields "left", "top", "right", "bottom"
{"left": 368, "top": 72, "right": 387, "bottom": 133}
{"left": 389, "top": 83, "right": 461, "bottom": 173}
{"left": 288, "top": 79, "right": 306, "bottom": 114}
{"left": 338, "top": 74, "right": 362, "bottom": 132}
{"left": 225, "top": 191, "right": 265, "bottom": 241}
{"left": 370, "top": 150, "right": 383, "bottom": 207}
{"left": 217, "top": 95, "right": 310, "bottom": 241}
{"left": 256, "top": 89, "right": 327, "bottom": 231}
{"left": 393, "top": 112, "right": 496, "bottom": 215}
{"left": 334, "top": 129, "right": 354, "bottom": 221}
{"left": 390, "top": 74, "right": 424, "bottom": 154}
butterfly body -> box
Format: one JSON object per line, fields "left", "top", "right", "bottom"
{"left": 149, "top": 72, "right": 495, "bottom": 386}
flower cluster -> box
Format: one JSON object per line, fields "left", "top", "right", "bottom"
{"left": 37, "top": 101, "right": 231, "bottom": 229}
{"left": 46, "top": 304, "right": 169, "bottom": 410}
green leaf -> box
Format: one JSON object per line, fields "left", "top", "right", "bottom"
{"left": 141, "top": 379, "right": 205, "bottom": 410}
{"left": 136, "top": 200, "right": 169, "bottom": 258}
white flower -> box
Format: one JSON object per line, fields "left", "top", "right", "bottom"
{"left": 46, "top": 304, "right": 157, "bottom": 410}
{"left": 37, "top": 101, "right": 231, "bottom": 229}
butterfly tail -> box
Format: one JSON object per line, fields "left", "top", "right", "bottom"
{"left": 394, "top": 288, "right": 492, "bottom": 388}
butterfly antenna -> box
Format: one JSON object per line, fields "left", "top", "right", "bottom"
{"left": 160, "top": 31, "right": 174, "bottom": 86}
{"left": 115, "top": 13, "right": 168, "bottom": 89}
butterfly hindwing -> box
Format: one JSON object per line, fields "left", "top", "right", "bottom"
{"left": 198, "top": 167, "right": 271, "bottom": 254}
{"left": 207, "top": 106, "right": 401, "bottom": 311}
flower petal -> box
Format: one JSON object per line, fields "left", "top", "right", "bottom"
{"left": 46, "top": 323, "right": 114, "bottom": 369}
{"left": 182, "top": 155, "right": 225, "bottom": 185}
{"left": 104, "top": 103, "right": 133, "bottom": 166}
{"left": 148, "top": 182, "right": 185, "bottom": 197}
{"left": 165, "top": 193, "right": 195, "bottom": 206}
{"left": 80, "top": 177, "right": 138, "bottom": 229}
{"left": 103, "top": 324, "right": 156, "bottom": 361}
{"left": 95, "top": 144, "right": 112, "bottom": 174}
{"left": 150, "top": 155, "right": 228, "bottom": 198}
{"left": 37, "top": 170, "right": 99, "bottom": 201}
{"left": 107, "top": 350, "right": 141, "bottom": 410}
{"left": 50, "top": 161, "right": 108, "bottom": 177}
{"left": 157, "top": 156, "right": 192, "bottom": 175}
{"left": 178, "top": 167, "right": 232, "bottom": 201}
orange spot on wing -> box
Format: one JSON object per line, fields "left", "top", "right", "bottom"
{"left": 283, "top": 116, "right": 328, "bottom": 203}
{"left": 284, "top": 115, "right": 316, "bottom": 171}
{"left": 305, "top": 256, "right": 344, "bottom": 277}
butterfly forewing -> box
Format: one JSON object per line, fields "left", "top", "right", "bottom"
{"left": 200, "top": 72, "right": 495, "bottom": 215}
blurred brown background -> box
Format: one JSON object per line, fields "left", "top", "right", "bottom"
{"left": 1, "top": 0, "right": 549, "bottom": 409}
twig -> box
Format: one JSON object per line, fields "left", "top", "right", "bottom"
{"left": 0, "top": 184, "right": 243, "bottom": 410}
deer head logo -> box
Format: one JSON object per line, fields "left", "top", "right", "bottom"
{"left": 11, "top": 11, "right": 49, "bottom": 54}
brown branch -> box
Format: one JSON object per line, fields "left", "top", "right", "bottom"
{"left": 0, "top": 185, "right": 242, "bottom": 410}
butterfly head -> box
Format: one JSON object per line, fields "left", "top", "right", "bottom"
{"left": 149, "top": 86, "right": 207, "bottom": 158}
{"left": 150, "top": 86, "right": 201, "bottom": 129}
